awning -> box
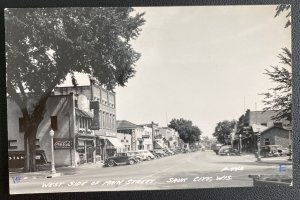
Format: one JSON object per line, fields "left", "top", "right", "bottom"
{"left": 75, "top": 108, "right": 93, "bottom": 118}
{"left": 154, "top": 141, "right": 164, "bottom": 149}
{"left": 106, "top": 137, "right": 125, "bottom": 149}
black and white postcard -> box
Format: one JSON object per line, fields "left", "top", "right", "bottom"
{"left": 5, "top": 5, "right": 293, "bottom": 194}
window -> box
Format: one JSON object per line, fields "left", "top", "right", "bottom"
{"left": 8, "top": 140, "right": 17, "bottom": 149}
{"left": 51, "top": 116, "right": 58, "bottom": 131}
{"left": 261, "top": 123, "right": 267, "bottom": 126}
{"left": 102, "top": 112, "right": 105, "bottom": 128}
{"left": 19, "top": 118, "right": 25, "bottom": 132}
{"left": 36, "top": 139, "right": 40, "bottom": 148}
{"left": 265, "top": 138, "right": 270, "bottom": 145}
{"left": 126, "top": 140, "right": 129, "bottom": 143}
{"left": 121, "top": 140, "right": 124, "bottom": 142}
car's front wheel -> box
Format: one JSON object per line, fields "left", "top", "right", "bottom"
{"left": 107, "top": 160, "right": 115, "bottom": 167}
{"left": 147, "top": 156, "right": 151, "bottom": 161}
{"left": 129, "top": 159, "right": 135, "bottom": 165}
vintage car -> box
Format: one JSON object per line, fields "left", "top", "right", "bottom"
{"left": 136, "top": 150, "right": 155, "bottom": 161}
{"left": 218, "top": 145, "right": 239, "bottom": 156}
{"left": 126, "top": 151, "right": 144, "bottom": 162}
{"left": 260, "top": 145, "right": 284, "bottom": 157}
{"left": 104, "top": 152, "right": 137, "bottom": 167}
{"left": 211, "top": 143, "right": 223, "bottom": 155}
{"left": 154, "top": 149, "right": 168, "bottom": 157}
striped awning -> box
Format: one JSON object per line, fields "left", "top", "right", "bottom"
{"left": 75, "top": 108, "right": 93, "bottom": 118}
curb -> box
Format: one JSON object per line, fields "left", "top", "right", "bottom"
{"left": 256, "top": 161, "right": 292, "bottom": 165}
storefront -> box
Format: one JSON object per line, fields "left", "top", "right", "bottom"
{"left": 75, "top": 135, "right": 96, "bottom": 165}
{"left": 97, "top": 136, "right": 125, "bottom": 160}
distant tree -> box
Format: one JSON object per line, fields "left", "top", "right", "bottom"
{"left": 5, "top": 7, "right": 145, "bottom": 172}
{"left": 260, "top": 5, "right": 292, "bottom": 122}
{"left": 212, "top": 120, "right": 236, "bottom": 145}
{"left": 168, "top": 118, "right": 202, "bottom": 143}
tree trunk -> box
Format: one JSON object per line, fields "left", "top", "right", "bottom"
{"left": 22, "top": 96, "right": 48, "bottom": 172}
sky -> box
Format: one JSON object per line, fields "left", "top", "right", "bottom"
{"left": 61, "top": 5, "right": 291, "bottom": 137}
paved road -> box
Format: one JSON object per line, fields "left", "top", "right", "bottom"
{"left": 9, "top": 150, "right": 292, "bottom": 194}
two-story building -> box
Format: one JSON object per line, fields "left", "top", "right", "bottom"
{"left": 116, "top": 120, "right": 156, "bottom": 151}
{"left": 54, "top": 81, "right": 124, "bottom": 161}
{"left": 157, "top": 127, "right": 180, "bottom": 148}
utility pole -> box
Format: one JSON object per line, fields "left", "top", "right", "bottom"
{"left": 151, "top": 121, "right": 155, "bottom": 150}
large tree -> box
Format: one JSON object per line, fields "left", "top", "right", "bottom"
{"left": 261, "top": 5, "right": 291, "bottom": 122}
{"left": 168, "top": 118, "right": 202, "bottom": 143}
{"left": 212, "top": 120, "right": 236, "bottom": 145}
{"left": 5, "top": 7, "right": 145, "bottom": 172}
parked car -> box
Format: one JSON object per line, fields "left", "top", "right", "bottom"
{"left": 260, "top": 145, "right": 284, "bottom": 157}
{"left": 218, "top": 145, "right": 239, "bottom": 156}
{"left": 163, "top": 148, "right": 174, "bottom": 156}
{"left": 149, "top": 150, "right": 160, "bottom": 158}
{"left": 135, "top": 150, "right": 155, "bottom": 161}
{"left": 278, "top": 147, "right": 289, "bottom": 156}
{"left": 211, "top": 143, "right": 223, "bottom": 155}
{"left": 127, "top": 151, "right": 144, "bottom": 162}
{"left": 182, "top": 148, "right": 190, "bottom": 153}
{"left": 154, "top": 149, "right": 168, "bottom": 157}
{"left": 104, "top": 152, "right": 137, "bottom": 167}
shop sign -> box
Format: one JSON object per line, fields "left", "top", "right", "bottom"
{"left": 90, "top": 101, "right": 100, "bottom": 130}
{"left": 142, "top": 135, "right": 150, "bottom": 138}
{"left": 54, "top": 138, "right": 73, "bottom": 150}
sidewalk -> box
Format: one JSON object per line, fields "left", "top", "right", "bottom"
{"left": 257, "top": 157, "right": 292, "bottom": 165}
{"left": 9, "top": 162, "right": 106, "bottom": 181}
{"left": 9, "top": 166, "right": 78, "bottom": 181}
{"left": 238, "top": 152, "right": 293, "bottom": 165}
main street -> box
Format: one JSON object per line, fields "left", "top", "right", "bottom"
{"left": 9, "top": 150, "right": 292, "bottom": 194}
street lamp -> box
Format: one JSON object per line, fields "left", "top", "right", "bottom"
{"left": 239, "top": 134, "right": 242, "bottom": 155}
{"left": 49, "top": 129, "right": 56, "bottom": 174}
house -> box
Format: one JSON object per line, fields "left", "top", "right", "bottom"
{"left": 260, "top": 124, "right": 291, "bottom": 148}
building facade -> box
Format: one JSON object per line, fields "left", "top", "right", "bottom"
{"left": 157, "top": 127, "right": 180, "bottom": 148}
{"left": 54, "top": 83, "right": 124, "bottom": 161}
{"left": 232, "top": 109, "right": 290, "bottom": 153}
{"left": 116, "top": 120, "right": 156, "bottom": 151}
{"left": 8, "top": 94, "right": 82, "bottom": 167}
{"left": 260, "top": 125, "right": 291, "bottom": 147}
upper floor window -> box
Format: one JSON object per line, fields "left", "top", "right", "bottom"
{"left": 51, "top": 116, "right": 58, "bottom": 131}
{"left": 19, "top": 118, "right": 25, "bottom": 132}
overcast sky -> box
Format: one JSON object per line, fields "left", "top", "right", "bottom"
{"left": 61, "top": 5, "right": 291, "bottom": 137}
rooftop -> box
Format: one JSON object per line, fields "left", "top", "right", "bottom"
{"left": 116, "top": 120, "right": 137, "bottom": 129}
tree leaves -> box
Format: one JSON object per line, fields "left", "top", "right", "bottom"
{"left": 274, "top": 4, "right": 291, "bottom": 28}
{"left": 6, "top": 7, "right": 145, "bottom": 102}
{"left": 212, "top": 120, "right": 236, "bottom": 145}
{"left": 261, "top": 48, "right": 292, "bottom": 122}
{"left": 168, "top": 118, "right": 202, "bottom": 143}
